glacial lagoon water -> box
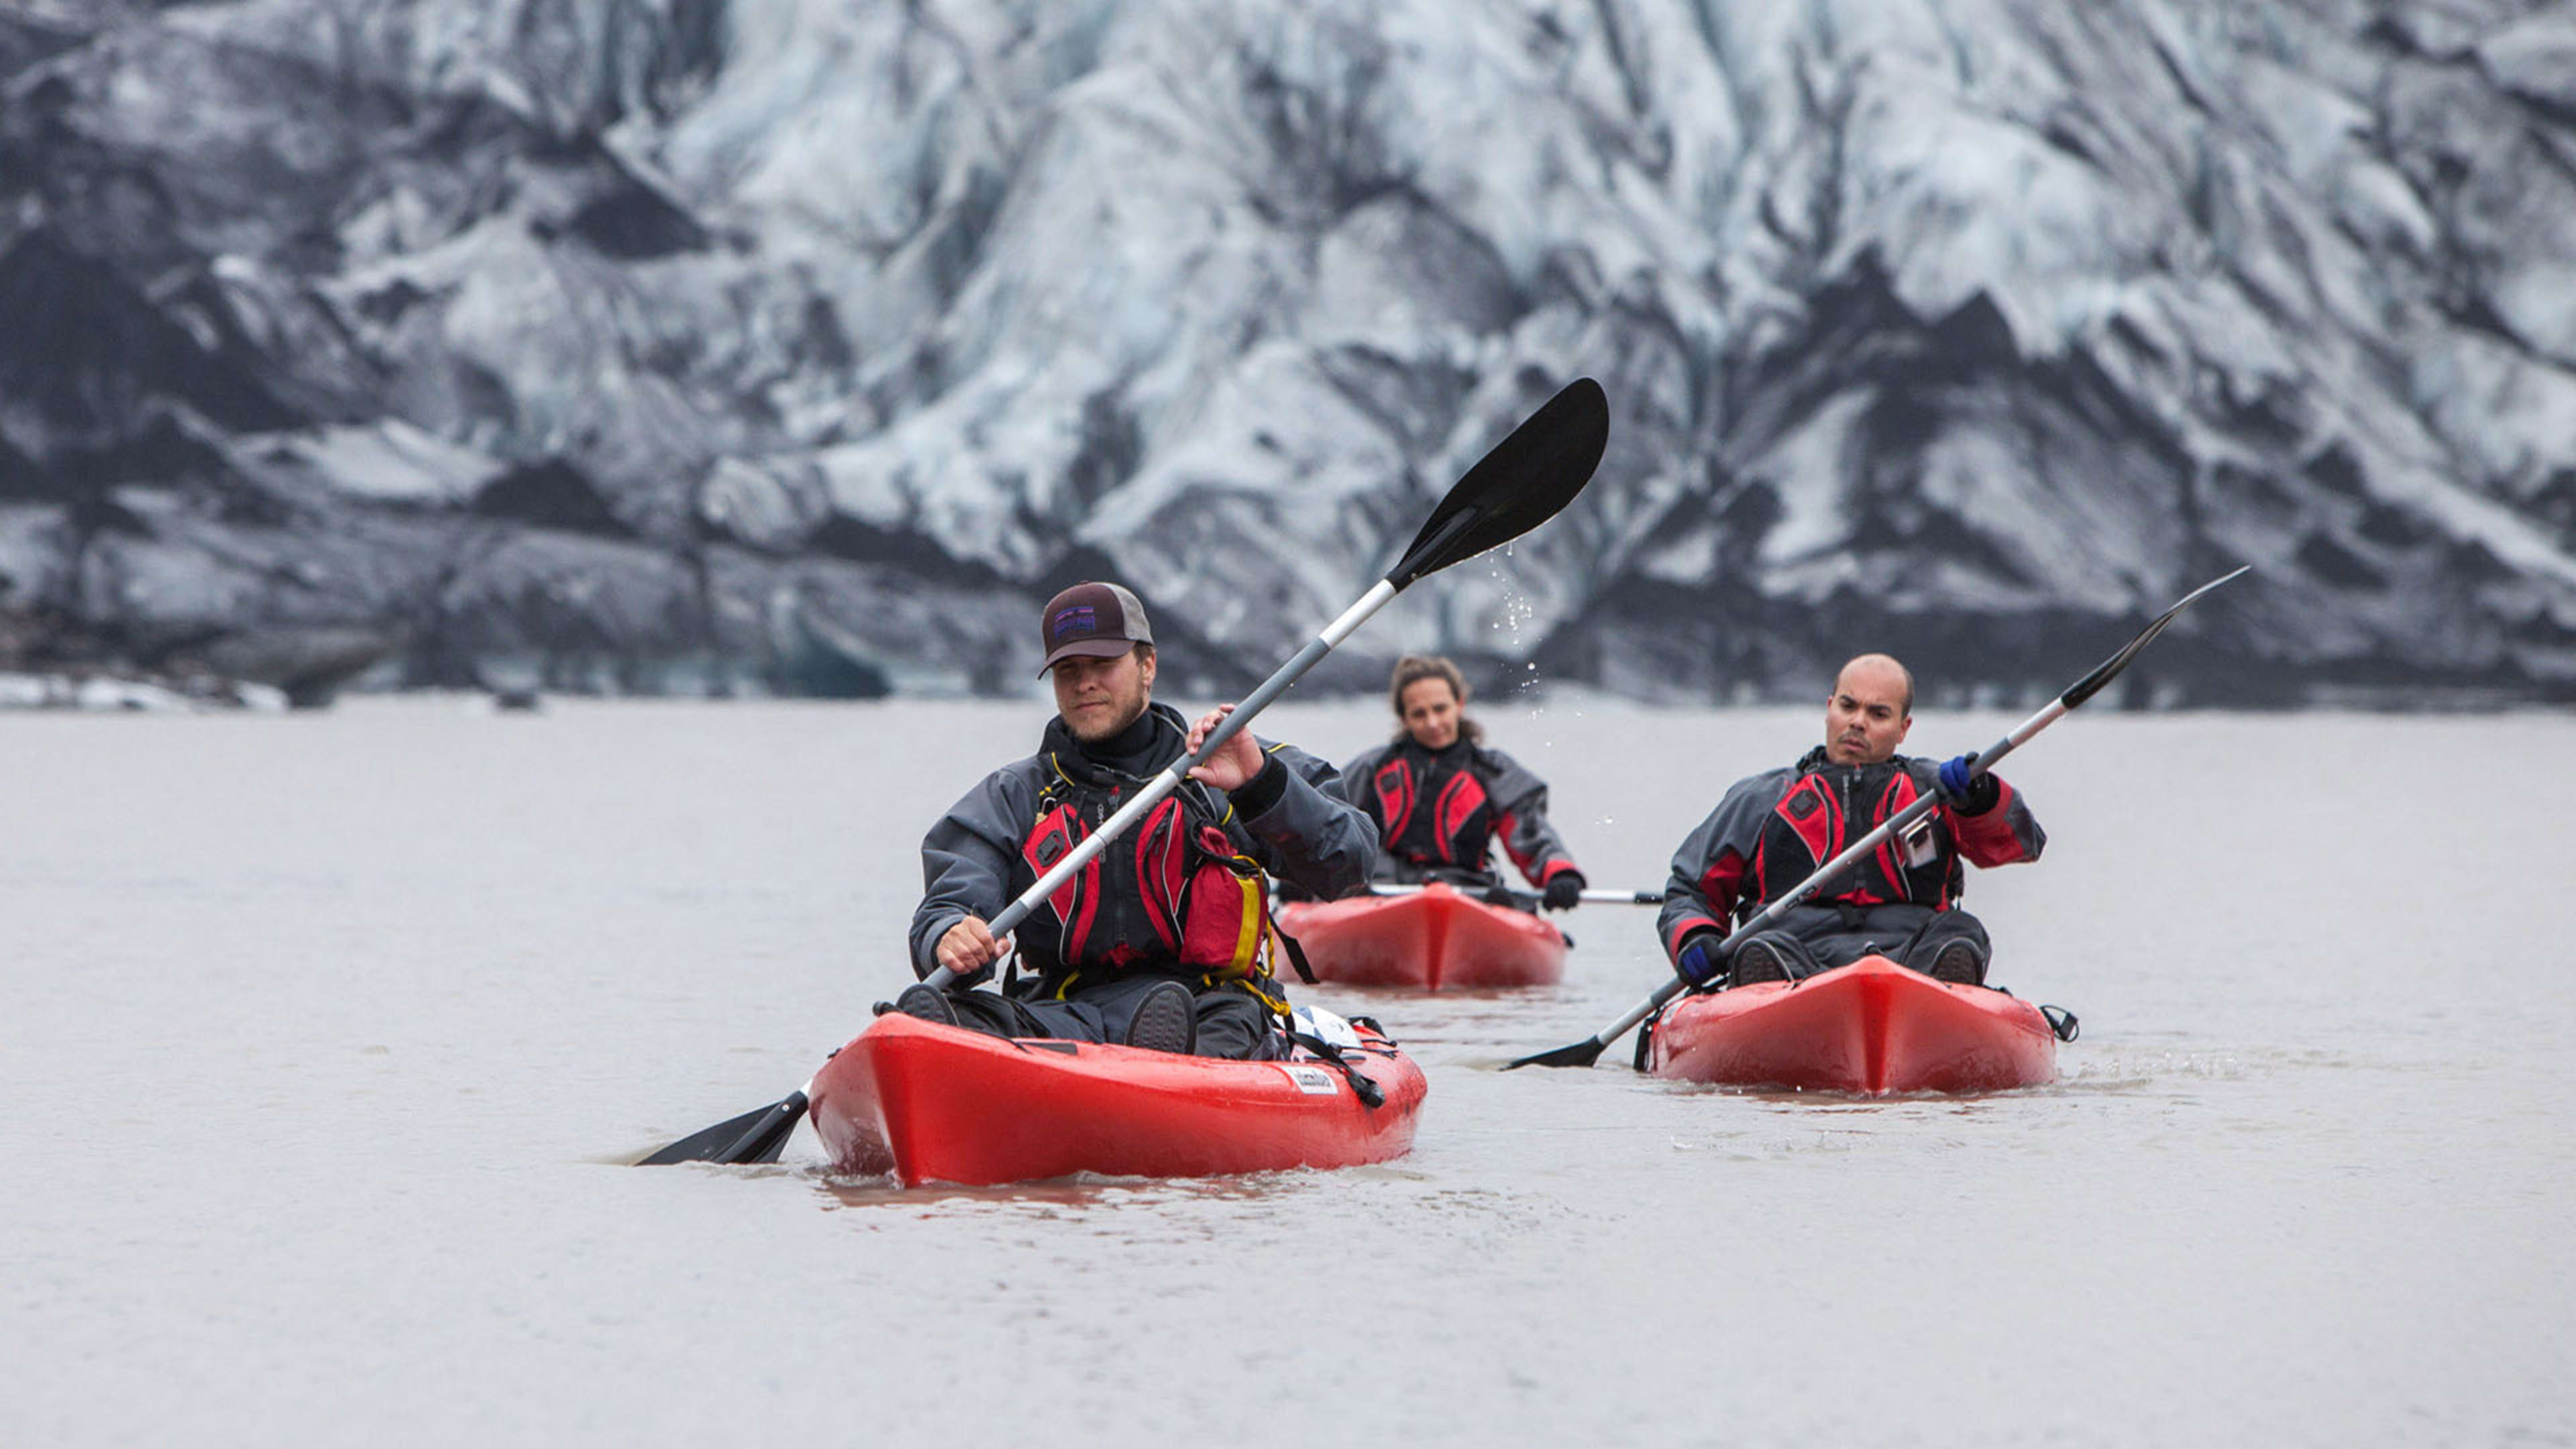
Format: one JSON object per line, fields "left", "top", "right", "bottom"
{"left": 3, "top": 694, "right": 2569, "bottom": 1445}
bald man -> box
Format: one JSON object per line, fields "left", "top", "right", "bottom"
{"left": 1656, "top": 654, "right": 2046, "bottom": 991}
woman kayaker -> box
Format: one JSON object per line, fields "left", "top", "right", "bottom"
{"left": 1338, "top": 655, "right": 1588, "bottom": 910}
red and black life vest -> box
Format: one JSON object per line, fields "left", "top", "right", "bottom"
{"left": 1368, "top": 741, "right": 1493, "bottom": 873}
{"left": 1018, "top": 755, "right": 1276, "bottom": 994}
{"left": 1744, "top": 755, "right": 1957, "bottom": 919}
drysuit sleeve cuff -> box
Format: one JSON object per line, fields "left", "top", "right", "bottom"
{"left": 1228, "top": 751, "right": 1291, "bottom": 818}
{"left": 913, "top": 910, "right": 965, "bottom": 978}
{"left": 1666, "top": 915, "right": 1724, "bottom": 958}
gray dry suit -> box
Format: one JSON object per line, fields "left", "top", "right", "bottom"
{"left": 1337, "top": 737, "right": 1582, "bottom": 890}
{"left": 1658, "top": 747, "right": 2046, "bottom": 981}
{"left": 909, "top": 702, "right": 1380, "bottom": 1059}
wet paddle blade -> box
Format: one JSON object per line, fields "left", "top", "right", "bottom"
{"left": 2062, "top": 566, "right": 2250, "bottom": 708}
{"left": 1504, "top": 1036, "right": 1611, "bottom": 1071}
{"left": 1387, "top": 378, "right": 1610, "bottom": 588}
{"left": 636, "top": 1091, "right": 808, "bottom": 1166}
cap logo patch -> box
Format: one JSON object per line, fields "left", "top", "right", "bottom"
{"left": 1051, "top": 604, "right": 1099, "bottom": 641}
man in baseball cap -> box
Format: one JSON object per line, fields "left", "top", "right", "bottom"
{"left": 897, "top": 582, "right": 1379, "bottom": 1059}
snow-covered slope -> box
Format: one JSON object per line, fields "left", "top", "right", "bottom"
{"left": 5, "top": 0, "right": 2573, "bottom": 702}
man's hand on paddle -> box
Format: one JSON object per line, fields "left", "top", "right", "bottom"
{"left": 935, "top": 915, "right": 1006, "bottom": 977}
{"left": 1936, "top": 752, "right": 2001, "bottom": 814}
{"left": 1185, "top": 704, "right": 1265, "bottom": 791}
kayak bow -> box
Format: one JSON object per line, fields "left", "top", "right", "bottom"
{"left": 1644, "top": 955, "right": 2056, "bottom": 1094}
{"left": 1280, "top": 881, "right": 1567, "bottom": 990}
{"left": 807, "top": 1014, "right": 1429, "bottom": 1186}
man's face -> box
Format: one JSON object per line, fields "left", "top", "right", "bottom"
{"left": 1398, "top": 677, "right": 1462, "bottom": 751}
{"left": 1051, "top": 647, "right": 1155, "bottom": 743}
{"left": 1823, "top": 660, "right": 1911, "bottom": 765}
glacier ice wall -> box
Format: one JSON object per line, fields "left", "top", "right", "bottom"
{"left": 5, "top": 0, "right": 2575, "bottom": 704}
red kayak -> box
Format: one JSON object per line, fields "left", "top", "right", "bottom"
{"left": 806, "top": 1014, "right": 1428, "bottom": 1186}
{"left": 1278, "top": 882, "right": 1566, "bottom": 989}
{"left": 1644, "top": 955, "right": 2056, "bottom": 1094}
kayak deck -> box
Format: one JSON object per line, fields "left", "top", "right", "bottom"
{"left": 1279, "top": 881, "right": 1566, "bottom": 989}
{"left": 807, "top": 1014, "right": 1428, "bottom": 1186}
{"left": 1645, "top": 954, "right": 2056, "bottom": 1094}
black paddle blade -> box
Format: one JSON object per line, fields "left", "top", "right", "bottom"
{"left": 2063, "top": 566, "right": 2251, "bottom": 708}
{"left": 635, "top": 1091, "right": 809, "bottom": 1166}
{"left": 1387, "top": 377, "right": 1610, "bottom": 588}
{"left": 1503, "top": 1036, "right": 1609, "bottom": 1071}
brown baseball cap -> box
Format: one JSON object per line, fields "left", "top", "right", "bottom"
{"left": 1038, "top": 581, "right": 1154, "bottom": 674}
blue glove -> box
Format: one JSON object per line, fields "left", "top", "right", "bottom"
{"left": 1674, "top": 929, "right": 1725, "bottom": 987}
{"left": 1937, "top": 753, "right": 2000, "bottom": 814}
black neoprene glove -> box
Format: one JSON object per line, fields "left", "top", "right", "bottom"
{"left": 1540, "top": 872, "right": 1585, "bottom": 911}
{"left": 1673, "top": 928, "right": 1726, "bottom": 987}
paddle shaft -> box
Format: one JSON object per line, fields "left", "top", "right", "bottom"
{"left": 928, "top": 582, "right": 1401, "bottom": 988}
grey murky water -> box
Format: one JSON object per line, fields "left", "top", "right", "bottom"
{"left": 4, "top": 696, "right": 2569, "bottom": 1445}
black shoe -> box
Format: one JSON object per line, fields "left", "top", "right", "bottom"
{"left": 1729, "top": 938, "right": 1792, "bottom": 987}
{"left": 1124, "top": 981, "right": 1198, "bottom": 1055}
{"left": 893, "top": 982, "right": 959, "bottom": 1026}
{"left": 1925, "top": 939, "right": 1986, "bottom": 985}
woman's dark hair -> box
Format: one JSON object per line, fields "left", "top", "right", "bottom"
{"left": 1388, "top": 655, "right": 1482, "bottom": 743}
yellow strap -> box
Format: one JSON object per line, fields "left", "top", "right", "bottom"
{"left": 1191, "top": 862, "right": 1290, "bottom": 1020}
{"left": 1229, "top": 873, "right": 1262, "bottom": 977}
{"left": 1226, "top": 959, "right": 1291, "bottom": 1019}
